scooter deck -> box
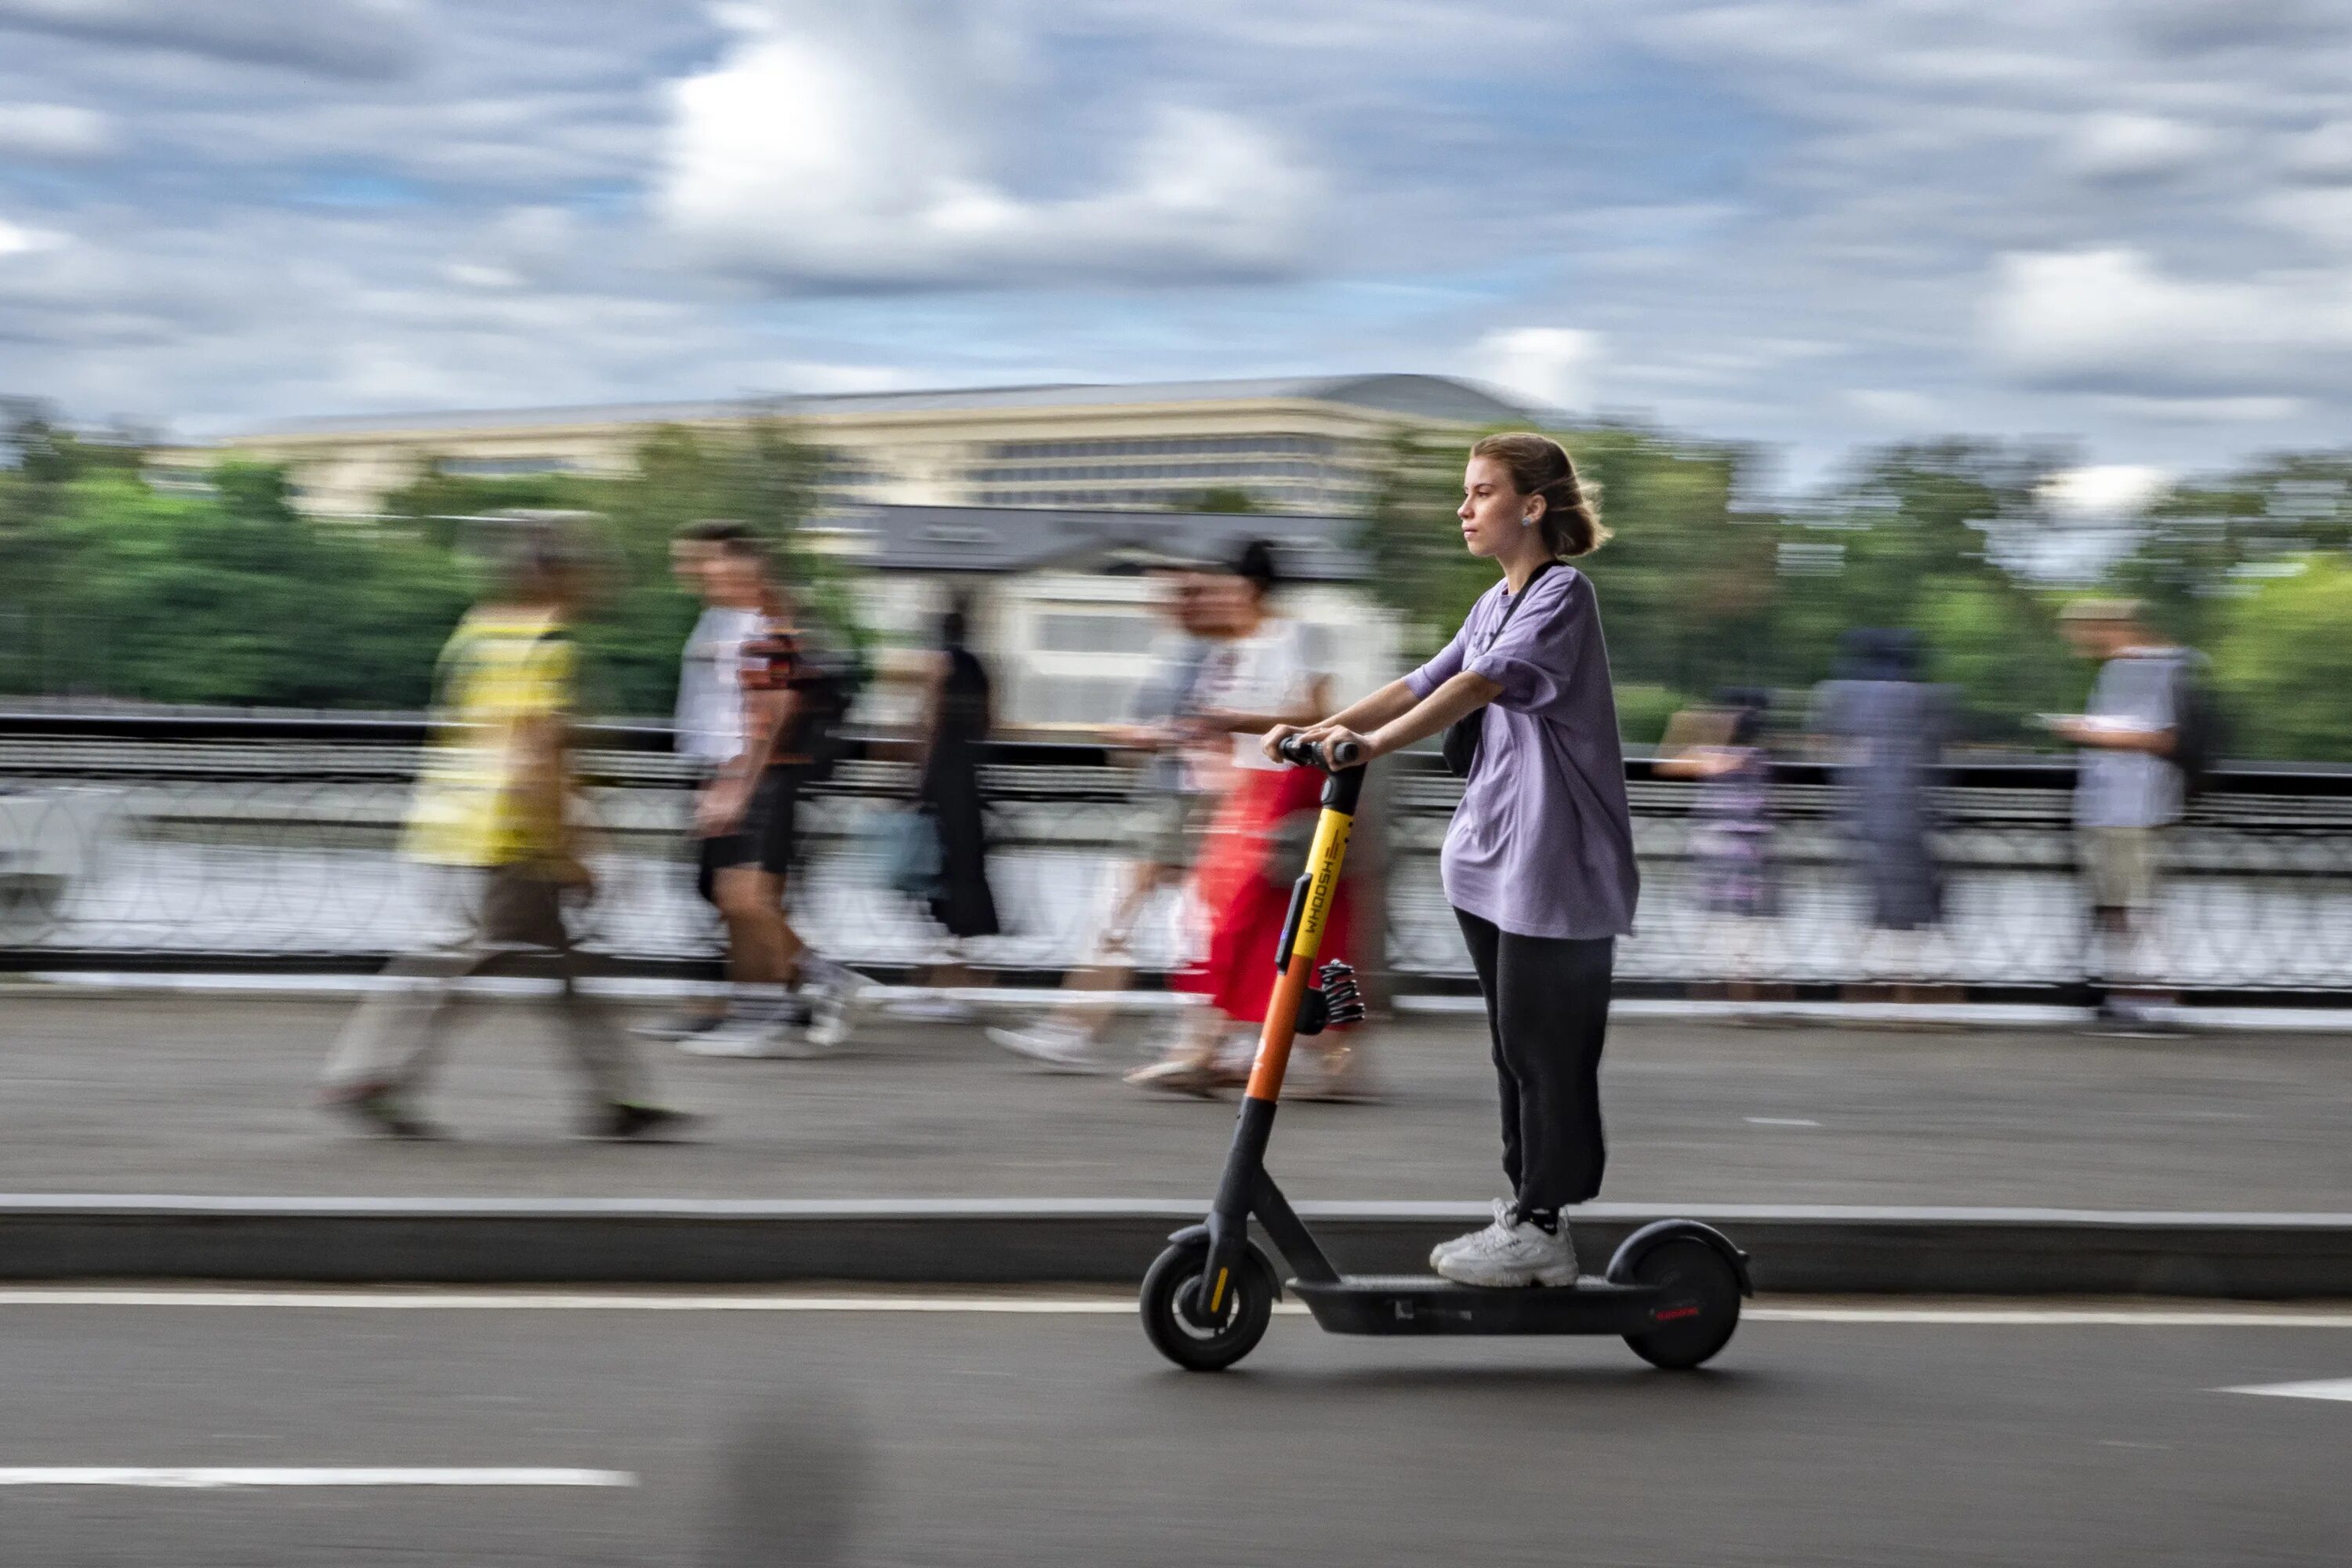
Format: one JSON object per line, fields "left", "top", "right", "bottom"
{"left": 1289, "top": 1274, "right": 1668, "bottom": 1337}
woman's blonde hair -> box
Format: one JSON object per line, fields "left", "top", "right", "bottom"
{"left": 1468, "top": 432, "right": 1609, "bottom": 558}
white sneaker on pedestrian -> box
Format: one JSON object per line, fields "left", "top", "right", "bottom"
{"left": 1428, "top": 1198, "right": 1515, "bottom": 1272}
{"left": 884, "top": 993, "right": 980, "bottom": 1024}
{"left": 1434, "top": 1213, "right": 1580, "bottom": 1288}
{"left": 803, "top": 962, "right": 869, "bottom": 1051}
{"left": 678, "top": 1016, "right": 818, "bottom": 1059}
{"left": 632, "top": 1011, "right": 725, "bottom": 1043}
{"left": 986, "top": 1020, "right": 1102, "bottom": 1073}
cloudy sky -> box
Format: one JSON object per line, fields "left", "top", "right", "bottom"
{"left": 4, "top": 0, "right": 2350, "bottom": 488}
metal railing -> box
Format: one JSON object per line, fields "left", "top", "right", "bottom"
{"left": 5, "top": 711, "right": 2350, "bottom": 1001}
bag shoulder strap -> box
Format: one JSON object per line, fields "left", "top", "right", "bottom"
{"left": 1479, "top": 561, "right": 1556, "bottom": 649}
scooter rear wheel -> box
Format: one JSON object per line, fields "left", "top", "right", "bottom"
{"left": 1621, "top": 1237, "right": 1742, "bottom": 1370}
{"left": 1140, "top": 1238, "right": 1273, "bottom": 1372}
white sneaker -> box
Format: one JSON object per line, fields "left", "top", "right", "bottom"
{"left": 632, "top": 1011, "right": 725, "bottom": 1043}
{"left": 803, "top": 963, "right": 869, "bottom": 1051}
{"left": 678, "top": 1017, "right": 818, "bottom": 1060}
{"left": 1434, "top": 1214, "right": 1580, "bottom": 1288}
{"left": 986, "top": 1021, "right": 1102, "bottom": 1073}
{"left": 1428, "top": 1198, "right": 1515, "bottom": 1272}
{"left": 884, "top": 993, "right": 980, "bottom": 1024}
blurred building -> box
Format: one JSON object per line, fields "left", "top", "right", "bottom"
{"left": 150, "top": 374, "right": 1526, "bottom": 519}
{"left": 830, "top": 503, "right": 1399, "bottom": 732}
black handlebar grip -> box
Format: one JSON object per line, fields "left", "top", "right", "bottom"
{"left": 1276, "top": 735, "right": 1363, "bottom": 771}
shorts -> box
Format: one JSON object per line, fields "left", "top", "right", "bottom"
{"left": 696, "top": 768, "right": 801, "bottom": 896}
{"left": 1139, "top": 787, "right": 1210, "bottom": 870}
{"left": 2082, "top": 825, "right": 2160, "bottom": 913}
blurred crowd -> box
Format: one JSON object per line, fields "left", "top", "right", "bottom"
{"left": 316, "top": 516, "right": 1385, "bottom": 1140}
{"left": 1657, "top": 599, "right": 2216, "bottom": 1034}
{"left": 311, "top": 505, "right": 2220, "bottom": 1142}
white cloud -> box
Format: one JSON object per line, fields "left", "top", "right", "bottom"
{"left": 745, "top": 360, "right": 924, "bottom": 396}
{"left": 2038, "top": 463, "right": 2173, "bottom": 520}
{"left": 2092, "top": 393, "right": 2307, "bottom": 423}
{"left": 655, "top": 4, "right": 1322, "bottom": 289}
{"left": 0, "top": 101, "right": 113, "bottom": 159}
{"left": 2254, "top": 186, "right": 2352, "bottom": 250}
{"left": 2060, "top": 112, "right": 2213, "bottom": 182}
{"left": 1982, "top": 247, "right": 2352, "bottom": 397}
{"left": 2278, "top": 121, "right": 2352, "bottom": 184}
{"left": 1472, "top": 327, "right": 1600, "bottom": 412}
{"left": 0, "top": 0, "right": 426, "bottom": 78}
{"left": 1845, "top": 388, "right": 1941, "bottom": 426}
{"left": 443, "top": 261, "right": 519, "bottom": 289}
{"left": 0, "top": 217, "right": 67, "bottom": 257}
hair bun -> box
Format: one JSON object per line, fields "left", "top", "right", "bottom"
{"left": 1469, "top": 432, "right": 1612, "bottom": 558}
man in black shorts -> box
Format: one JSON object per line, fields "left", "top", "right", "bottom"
{"left": 683, "top": 535, "right": 863, "bottom": 1056}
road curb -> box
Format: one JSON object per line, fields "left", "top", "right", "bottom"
{"left": 13, "top": 975, "right": 2352, "bottom": 1033}
{"left": 2, "top": 1199, "right": 2349, "bottom": 1297}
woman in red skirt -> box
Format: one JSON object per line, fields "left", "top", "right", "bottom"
{"left": 1127, "top": 541, "right": 1370, "bottom": 1101}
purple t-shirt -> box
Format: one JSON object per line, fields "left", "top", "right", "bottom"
{"left": 1405, "top": 566, "right": 1639, "bottom": 940}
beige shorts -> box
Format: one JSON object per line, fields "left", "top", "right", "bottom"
{"left": 2082, "top": 826, "right": 2161, "bottom": 912}
{"left": 1140, "top": 787, "right": 1211, "bottom": 870}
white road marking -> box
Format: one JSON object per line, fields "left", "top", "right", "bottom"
{"left": 1744, "top": 1117, "right": 1822, "bottom": 1127}
{"left": 0, "top": 1289, "right": 1147, "bottom": 1313}
{"left": 1748, "top": 1307, "right": 2352, "bottom": 1327}
{"left": 0, "top": 1468, "right": 633, "bottom": 1489}
{"left": 0, "top": 1288, "right": 2349, "bottom": 1327}
{"left": 2216, "top": 1377, "right": 2352, "bottom": 1402}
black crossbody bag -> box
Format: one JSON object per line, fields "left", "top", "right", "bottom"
{"left": 1440, "top": 563, "right": 1553, "bottom": 779}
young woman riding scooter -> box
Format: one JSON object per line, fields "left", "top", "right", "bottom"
{"left": 1266, "top": 432, "right": 1637, "bottom": 1288}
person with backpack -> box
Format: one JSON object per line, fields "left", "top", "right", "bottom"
{"left": 677, "top": 531, "right": 866, "bottom": 1056}
{"left": 634, "top": 520, "right": 767, "bottom": 1047}
{"left": 2053, "top": 598, "right": 2205, "bottom": 1034}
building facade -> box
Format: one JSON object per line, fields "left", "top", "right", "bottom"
{"left": 155, "top": 374, "right": 1526, "bottom": 519}
{"left": 833, "top": 503, "right": 1402, "bottom": 734}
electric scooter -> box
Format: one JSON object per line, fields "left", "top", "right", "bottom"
{"left": 1141, "top": 735, "right": 1751, "bottom": 1373}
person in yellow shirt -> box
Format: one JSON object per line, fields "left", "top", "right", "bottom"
{"left": 321, "top": 523, "right": 696, "bottom": 1141}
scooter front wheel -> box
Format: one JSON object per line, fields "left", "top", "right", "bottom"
{"left": 1621, "top": 1236, "right": 1743, "bottom": 1370}
{"left": 1140, "top": 1238, "right": 1273, "bottom": 1372}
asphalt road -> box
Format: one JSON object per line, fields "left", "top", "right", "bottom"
{"left": 0, "top": 1290, "right": 2347, "bottom": 1566}
{"left": 6, "top": 995, "right": 2352, "bottom": 1209}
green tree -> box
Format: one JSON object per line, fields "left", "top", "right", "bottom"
{"left": 2210, "top": 554, "right": 2352, "bottom": 762}
{"left": 0, "top": 412, "right": 843, "bottom": 715}
{"left": 2114, "top": 456, "right": 2352, "bottom": 651}
{"left": 373, "top": 418, "right": 844, "bottom": 714}
{"left": 1775, "top": 441, "right": 2074, "bottom": 741}
{"left": 1168, "top": 486, "right": 1263, "bottom": 514}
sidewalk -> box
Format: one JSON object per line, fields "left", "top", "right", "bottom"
{"left": 5, "top": 994, "right": 2349, "bottom": 1211}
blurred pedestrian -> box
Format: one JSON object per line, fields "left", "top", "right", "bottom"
{"left": 2053, "top": 598, "right": 2189, "bottom": 1033}
{"left": 1270, "top": 432, "right": 1633, "bottom": 1287}
{"left": 887, "top": 601, "right": 1001, "bottom": 1022}
{"left": 989, "top": 567, "right": 1216, "bottom": 1070}
{"left": 677, "top": 533, "right": 866, "bottom": 1057}
{"left": 633, "top": 521, "right": 764, "bottom": 1047}
{"left": 320, "top": 519, "right": 694, "bottom": 1140}
{"left": 1810, "top": 629, "right": 1954, "bottom": 1001}
{"left": 1128, "top": 539, "right": 1370, "bottom": 1102}
{"left": 1657, "top": 688, "right": 1780, "bottom": 1000}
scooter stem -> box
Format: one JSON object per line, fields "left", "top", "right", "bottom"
{"left": 1245, "top": 749, "right": 1365, "bottom": 1102}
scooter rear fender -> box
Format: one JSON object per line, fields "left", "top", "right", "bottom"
{"left": 1604, "top": 1218, "right": 1755, "bottom": 1298}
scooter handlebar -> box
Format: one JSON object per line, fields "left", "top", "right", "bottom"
{"left": 1275, "top": 734, "right": 1363, "bottom": 771}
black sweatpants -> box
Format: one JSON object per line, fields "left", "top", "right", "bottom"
{"left": 1453, "top": 909, "right": 1614, "bottom": 1212}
